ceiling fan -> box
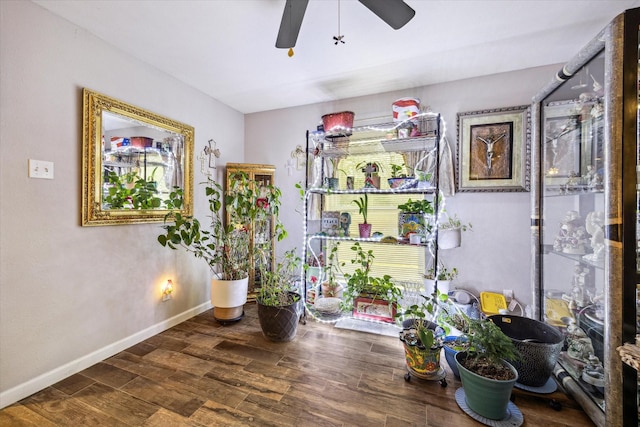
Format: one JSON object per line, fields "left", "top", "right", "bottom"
{"left": 275, "top": 0, "right": 416, "bottom": 49}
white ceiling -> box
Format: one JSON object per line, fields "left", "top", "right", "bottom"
{"left": 33, "top": 0, "right": 640, "bottom": 114}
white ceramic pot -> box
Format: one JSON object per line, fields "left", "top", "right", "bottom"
{"left": 424, "top": 279, "right": 450, "bottom": 296}
{"left": 439, "top": 228, "right": 461, "bottom": 249}
{"left": 211, "top": 277, "right": 249, "bottom": 323}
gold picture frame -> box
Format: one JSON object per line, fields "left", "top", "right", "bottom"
{"left": 82, "top": 88, "right": 194, "bottom": 226}
{"left": 456, "top": 106, "right": 530, "bottom": 192}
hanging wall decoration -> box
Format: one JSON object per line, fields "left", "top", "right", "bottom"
{"left": 456, "top": 105, "right": 530, "bottom": 192}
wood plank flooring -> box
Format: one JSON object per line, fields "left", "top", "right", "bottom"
{"left": 0, "top": 304, "right": 595, "bottom": 426}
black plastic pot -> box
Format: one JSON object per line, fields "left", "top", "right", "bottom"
{"left": 257, "top": 292, "right": 302, "bottom": 342}
{"left": 489, "top": 314, "right": 564, "bottom": 387}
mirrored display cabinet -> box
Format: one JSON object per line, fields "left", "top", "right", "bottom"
{"left": 225, "top": 163, "right": 276, "bottom": 301}
{"left": 530, "top": 8, "right": 639, "bottom": 427}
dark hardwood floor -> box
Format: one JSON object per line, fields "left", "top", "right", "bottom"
{"left": 0, "top": 304, "right": 594, "bottom": 426}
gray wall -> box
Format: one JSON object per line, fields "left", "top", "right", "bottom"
{"left": 0, "top": 0, "right": 244, "bottom": 407}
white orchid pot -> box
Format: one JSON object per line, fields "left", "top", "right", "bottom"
{"left": 211, "top": 277, "right": 249, "bottom": 324}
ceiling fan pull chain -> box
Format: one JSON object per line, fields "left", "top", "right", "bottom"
{"left": 334, "top": 0, "right": 345, "bottom": 45}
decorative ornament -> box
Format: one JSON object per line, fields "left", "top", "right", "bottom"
{"left": 204, "top": 139, "right": 221, "bottom": 167}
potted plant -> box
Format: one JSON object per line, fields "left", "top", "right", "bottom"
{"left": 342, "top": 242, "right": 401, "bottom": 323}
{"left": 320, "top": 243, "right": 343, "bottom": 298}
{"left": 433, "top": 293, "right": 471, "bottom": 378}
{"left": 255, "top": 249, "right": 302, "bottom": 342}
{"left": 324, "top": 157, "right": 342, "bottom": 190}
{"left": 397, "top": 198, "right": 433, "bottom": 239}
{"left": 415, "top": 170, "right": 433, "bottom": 189}
{"left": 455, "top": 316, "right": 521, "bottom": 421}
{"left": 424, "top": 262, "right": 458, "bottom": 295}
{"left": 157, "top": 172, "right": 286, "bottom": 324}
{"left": 352, "top": 193, "right": 371, "bottom": 238}
{"left": 397, "top": 294, "right": 447, "bottom": 384}
{"left": 439, "top": 213, "right": 472, "bottom": 249}
{"left": 387, "top": 163, "right": 416, "bottom": 189}
{"left": 489, "top": 314, "right": 565, "bottom": 388}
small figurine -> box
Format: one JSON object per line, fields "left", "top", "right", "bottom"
{"left": 553, "top": 210, "right": 589, "bottom": 254}
{"left": 583, "top": 211, "right": 605, "bottom": 261}
{"left": 581, "top": 353, "right": 605, "bottom": 391}
{"left": 566, "top": 322, "right": 595, "bottom": 361}
{"left": 339, "top": 212, "right": 351, "bottom": 237}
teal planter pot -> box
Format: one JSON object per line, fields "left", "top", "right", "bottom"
{"left": 455, "top": 352, "right": 518, "bottom": 420}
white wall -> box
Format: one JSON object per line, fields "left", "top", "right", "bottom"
{"left": 0, "top": 1, "right": 244, "bottom": 407}
{"left": 245, "top": 64, "right": 562, "bottom": 313}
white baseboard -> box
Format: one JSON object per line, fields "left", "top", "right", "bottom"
{"left": 0, "top": 302, "right": 212, "bottom": 409}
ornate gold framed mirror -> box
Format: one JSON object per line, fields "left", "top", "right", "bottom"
{"left": 82, "top": 88, "right": 194, "bottom": 226}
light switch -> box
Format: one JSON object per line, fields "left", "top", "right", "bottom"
{"left": 28, "top": 159, "right": 54, "bottom": 180}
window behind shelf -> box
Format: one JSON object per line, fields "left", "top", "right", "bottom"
{"left": 324, "top": 153, "right": 433, "bottom": 288}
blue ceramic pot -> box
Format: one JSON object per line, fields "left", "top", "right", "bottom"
{"left": 443, "top": 335, "right": 468, "bottom": 379}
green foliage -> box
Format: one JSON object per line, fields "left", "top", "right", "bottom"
{"left": 464, "top": 317, "right": 521, "bottom": 366}
{"left": 256, "top": 249, "right": 301, "bottom": 307}
{"left": 441, "top": 213, "right": 473, "bottom": 232}
{"left": 352, "top": 193, "right": 369, "bottom": 224}
{"left": 103, "top": 170, "right": 162, "bottom": 209}
{"left": 390, "top": 163, "right": 407, "bottom": 178}
{"left": 425, "top": 265, "right": 458, "bottom": 281}
{"left": 396, "top": 293, "right": 441, "bottom": 349}
{"left": 157, "top": 172, "right": 287, "bottom": 280}
{"left": 342, "top": 242, "right": 402, "bottom": 311}
{"left": 323, "top": 242, "right": 343, "bottom": 285}
{"left": 397, "top": 198, "right": 433, "bottom": 214}
{"left": 416, "top": 171, "right": 432, "bottom": 182}
{"left": 436, "top": 293, "right": 470, "bottom": 336}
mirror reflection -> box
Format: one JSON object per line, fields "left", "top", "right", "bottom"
{"left": 82, "top": 89, "right": 194, "bottom": 226}
{"left": 102, "top": 111, "right": 185, "bottom": 209}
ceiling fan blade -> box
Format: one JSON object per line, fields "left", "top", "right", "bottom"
{"left": 358, "top": 0, "right": 415, "bottom": 30}
{"left": 275, "top": 0, "right": 309, "bottom": 48}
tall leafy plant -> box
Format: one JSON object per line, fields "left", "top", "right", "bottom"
{"left": 157, "top": 172, "right": 286, "bottom": 280}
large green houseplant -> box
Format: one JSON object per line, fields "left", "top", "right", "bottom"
{"left": 255, "top": 249, "right": 303, "bottom": 342}
{"left": 157, "top": 171, "right": 286, "bottom": 323}
{"left": 454, "top": 316, "right": 521, "bottom": 420}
